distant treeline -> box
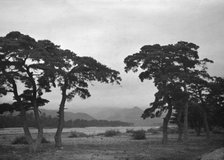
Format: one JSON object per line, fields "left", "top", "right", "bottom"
{"left": 0, "top": 112, "right": 133, "bottom": 128}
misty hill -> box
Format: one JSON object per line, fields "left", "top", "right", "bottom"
{"left": 40, "top": 109, "right": 95, "bottom": 121}
{"left": 90, "top": 107, "right": 162, "bottom": 126}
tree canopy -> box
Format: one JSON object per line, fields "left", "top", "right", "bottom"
{"left": 124, "top": 41, "right": 215, "bottom": 143}
{"left": 0, "top": 31, "right": 122, "bottom": 150}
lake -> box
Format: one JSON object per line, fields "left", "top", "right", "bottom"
{"left": 0, "top": 126, "right": 160, "bottom": 135}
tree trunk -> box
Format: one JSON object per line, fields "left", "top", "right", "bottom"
{"left": 183, "top": 101, "right": 189, "bottom": 141}
{"left": 20, "top": 109, "right": 33, "bottom": 144}
{"left": 198, "top": 90, "right": 210, "bottom": 140}
{"left": 10, "top": 77, "right": 35, "bottom": 151}
{"left": 177, "top": 110, "right": 183, "bottom": 142}
{"left": 55, "top": 87, "right": 67, "bottom": 149}
{"left": 201, "top": 107, "right": 210, "bottom": 139}
{"left": 6, "top": 66, "right": 43, "bottom": 152}
{"left": 162, "top": 118, "right": 169, "bottom": 144}
{"left": 26, "top": 67, "right": 43, "bottom": 152}
{"left": 54, "top": 106, "right": 65, "bottom": 149}
{"left": 32, "top": 100, "right": 43, "bottom": 152}
{"left": 195, "top": 126, "right": 201, "bottom": 136}
{"left": 162, "top": 100, "right": 172, "bottom": 144}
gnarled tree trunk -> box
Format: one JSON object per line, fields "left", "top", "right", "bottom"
{"left": 177, "top": 109, "right": 183, "bottom": 142}
{"left": 183, "top": 101, "right": 189, "bottom": 141}
{"left": 195, "top": 125, "right": 201, "bottom": 136}
{"left": 198, "top": 91, "right": 210, "bottom": 139}
{"left": 20, "top": 108, "right": 33, "bottom": 144}
{"left": 162, "top": 99, "right": 172, "bottom": 144}
{"left": 201, "top": 106, "right": 210, "bottom": 139}
{"left": 55, "top": 85, "right": 67, "bottom": 149}
{"left": 31, "top": 100, "right": 43, "bottom": 152}
{"left": 10, "top": 77, "right": 35, "bottom": 151}
{"left": 27, "top": 67, "right": 44, "bottom": 152}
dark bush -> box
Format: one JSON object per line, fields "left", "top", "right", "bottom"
{"left": 12, "top": 136, "right": 50, "bottom": 145}
{"left": 41, "top": 137, "right": 50, "bottom": 143}
{"left": 131, "top": 130, "right": 146, "bottom": 140}
{"left": 104, "top": 130, "right": 120, "bottom": 137}
{"left": 12, "top": 136, "right": 28, "bottom": 144}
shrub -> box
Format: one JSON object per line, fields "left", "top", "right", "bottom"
{"left": 12, "top": 136, "right": 50, "bottom": 145}
{"left": 68, "top": 131, "right": 89, "bottom": 138}
{"left": 41, "top": 137, "right": 50, "bottom": 143}
{"left": 12, "top": 136, "right": 28, "bottom": 144}
{"left": 104, "top": 130, "right": 120, "bottom": 137}
{"left": 131, "top": 130, "right": 146, "bottom": 140}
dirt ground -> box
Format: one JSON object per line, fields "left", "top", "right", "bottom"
{"left": 0, "top": 131, "right": 223, "bottom": 160}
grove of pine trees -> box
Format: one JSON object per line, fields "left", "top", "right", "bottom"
{"left": 124, "top": 42, "right": 224, "bottom": 144}
{"left": 0, "top": 32, "right": 223, "bottom": 152}
{"left": 0, "top": 31, "right": 121, "bottom": 151}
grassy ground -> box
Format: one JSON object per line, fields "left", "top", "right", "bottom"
{"left": 0, "top": 131, "right": 223, "bottom": 160}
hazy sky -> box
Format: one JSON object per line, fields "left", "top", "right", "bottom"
{"left": 0, "top": 0, "right": 224, "bottom": 111}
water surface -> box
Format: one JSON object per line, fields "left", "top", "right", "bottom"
{"left": 0, "top": 126, "right": 159, "bottom": 135}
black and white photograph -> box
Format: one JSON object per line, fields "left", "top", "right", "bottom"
{"left": 0, "top": 0, "right": 224, "bottom": 159}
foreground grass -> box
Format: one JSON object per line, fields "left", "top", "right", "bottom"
{"left": 0, "top": 132, "right": 223, "bottom": 160}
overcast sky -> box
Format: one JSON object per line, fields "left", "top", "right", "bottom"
{"left": 0, "top": 0, "right": 224, "bottom": 111}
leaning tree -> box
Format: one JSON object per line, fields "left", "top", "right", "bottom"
{"left": 207, "top": 77, "right": 224, "bottom": 128}
{"left": 124, "top": 43, "right": 181, "bottom": 144}
{"left": 50, "top": 49, "right": 122, "bottom": 149}
{"left": 187, "top": 60, "right": 213, "bottom": 139}
{"left": 124, "top": 41, "right": 210, "bottom": 143}
{"left": 0, "top": 31, "right": 58, "bottom": 152}
{"left": 171, "top": 41, "right": 203, "bottom": 141}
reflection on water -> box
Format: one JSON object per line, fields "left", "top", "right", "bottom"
{"left": 0, "top": 126, "right": 159, "bottom": 135}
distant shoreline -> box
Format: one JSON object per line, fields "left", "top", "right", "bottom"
{"left": 0, "top": 126, "right": 160, "bottom": 135}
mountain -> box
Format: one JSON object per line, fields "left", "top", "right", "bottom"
{"left": 3, "top": 107, "right": 161, "bottom": 126}
{"left": 89, "top": 107, "right": 162, "bottom": 126}
{"left": 40, "top": 109, "right": 95, "bottom": 121}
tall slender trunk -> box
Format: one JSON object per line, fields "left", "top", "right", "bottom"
{"left": 20, "top": 108, "right": 33, "bottom": 144}
{"left": 195, "top": 126, "right": 201, "bottom": 136}
{"left": 198, "top": 91, "right": 210, "bottom": 139}
{"left": 181, "top": 64, "right": 191, "bottom": 142}
{"left": 183, "top": 101, "right": 189, "bottom": 141}
{"left": 10, "top": 78, "right": 34, "bottom": 150}
{"left": 27, "top": 67, "right": 43, "bottom": 152}
{"left": 200, "top": 106, "right": 210, "bottom": 139}
{"left": 177, "top": 109, "right": 183, "bottom": 142}
{"left": 55, "top": 86, "right": 67, "bottom": 149}
{"left": 162, "top": 99, "right": 172, "bottom": 144}
{"left": 31, "top": 100, "right": 43, "bottom": 152}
